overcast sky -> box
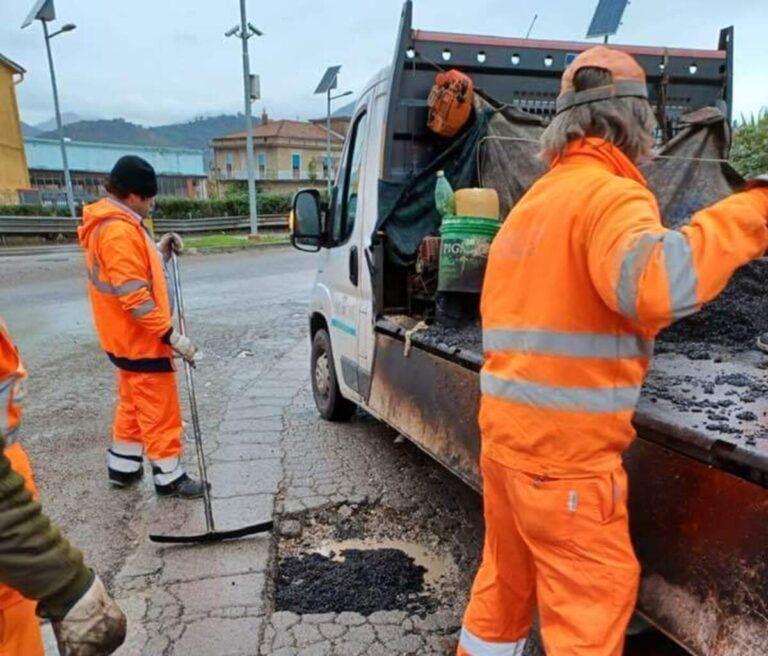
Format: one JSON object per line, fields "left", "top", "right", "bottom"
{"left": 2, "top": 0, "right": 766, "bottom": 127}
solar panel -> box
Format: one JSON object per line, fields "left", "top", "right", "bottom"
{"left": 314, "top": 66, "right": 341, "bottom": 95}
{"left": 586, "top": 0, "right": 628, "bottom": 39}
{"left": 21, "top": 0, "right": 55, "bottom": 29}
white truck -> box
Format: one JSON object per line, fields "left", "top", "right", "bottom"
{"left": 290, "top": 3, "right": 767, "bottom": 654}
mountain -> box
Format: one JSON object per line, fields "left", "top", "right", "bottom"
{"left": 332, "top": 100, "right": 356, "bottom": 118}
{"left": 37, "top": 114, "right": 250, "bottom": 150}
{"left": 151, "top": 114, "right": 248, "bottom": 150}
{"left": 21, "top": 122, "right": 42, "bottom": 137}
{"left": 33, "top": 113, "right": 87, "bottom": 133}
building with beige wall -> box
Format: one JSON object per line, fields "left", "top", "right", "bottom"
{"left": 211, "top": 112, "right": 347, "bottom": 194}
{"left": 0, "top": 54, "right": 30, "bottom": 204}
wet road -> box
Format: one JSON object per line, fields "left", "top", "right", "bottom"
{"left": 0, "top": 247, "right": 686, "bottom": 654}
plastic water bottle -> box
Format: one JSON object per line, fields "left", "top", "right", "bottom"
{"left": 435, "top": 170, "right": 456, "bottom": 220}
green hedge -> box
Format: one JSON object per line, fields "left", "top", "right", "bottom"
{"left": 153, "top": 193, "right": 293, "bottom": 218}
{"left": 731, "top": 111, "right": 768, "bottom": 179}
{"left": 0, "top": 204, "right": 72, "bottom": 217}
{"left": 0, "top": 192, "right": 294, "bottom": 219}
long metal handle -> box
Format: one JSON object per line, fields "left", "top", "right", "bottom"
{"left": 170, "top": 253, "right": 215, "bottom": 531}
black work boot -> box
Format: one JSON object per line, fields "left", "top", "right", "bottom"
{"left": 155, "top": 473, "right": 209, "bottom": 499}
{"left": 108, "top": 467, "right": 143, "bottom": 488}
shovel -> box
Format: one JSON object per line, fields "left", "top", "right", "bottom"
{"left": 149, "top": 252, "right": 274, "bottom": 543}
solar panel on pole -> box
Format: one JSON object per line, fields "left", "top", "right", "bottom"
{"left": 586, "top": 0, "right": 628, "bottom": 39}
{"left": 315, "top": 66, "right": 341, "bottom": 95}
{"left": 21, "top": 0, "right": 55, "bottom": 29}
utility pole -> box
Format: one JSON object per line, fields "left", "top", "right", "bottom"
{"left": 42, "top": 20, "right": 76, "bottom": 218}
{"left": 22, "top": 1, "right": 77, "bottom": 218}
{"left": 226, "top": 3, "right": 262, "bottom": 237}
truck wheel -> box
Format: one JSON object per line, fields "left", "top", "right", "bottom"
{"left": 311, "top": 328, "right": 356, "bottom": 421}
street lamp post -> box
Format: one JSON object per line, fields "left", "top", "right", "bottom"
{"left": 43, "top": 21, "right": 77, "bottom": 218}
{"left": 314, "top": 66, "right": 351, "bottom": 200}
{"left": 226, "top": 3, "right": 263, "bottom": 238}
{"left": 22, "top": 1, "right": 77, "bottom": 218}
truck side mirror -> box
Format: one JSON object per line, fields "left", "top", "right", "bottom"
{"left": 291, "top": 189, "right": 324, "bottom": 252}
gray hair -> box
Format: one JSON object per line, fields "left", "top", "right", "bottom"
{"left": 540, "top": 67, "right": 657, "bottom": 164}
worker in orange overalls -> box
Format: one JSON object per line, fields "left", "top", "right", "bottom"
{"left": 79, "top": 156, "right": 205, "bottom": 498}
{"left": 0, "top": 318, "right": 127, "bottom": 655}
{"left": 458, "top": 48, "right": 768, "bottom": 656}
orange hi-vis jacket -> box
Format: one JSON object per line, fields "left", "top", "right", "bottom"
{"left": 0, "top": 321, "right": 25, "bottom": 453}
{"left": 0, "top": 321, "right": 37, "bottom": 612}
{"left": 480, "top": 137, "right": 768, "bottom": 477}
{"left": 79, "top": 198, "right": 174, "bottom": 372}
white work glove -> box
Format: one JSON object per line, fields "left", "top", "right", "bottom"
{"left": 169, "top": 328, "right": 197, "bottom": 364}
{"left": 158, "top": 232, "right": 184, "bottom": 260}
{"left": 51, "top": 575, "right": 127, "bottom": 656}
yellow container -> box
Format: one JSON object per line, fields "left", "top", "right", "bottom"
{"left": 454, "top": 188, "right": 500, "bottom": 220}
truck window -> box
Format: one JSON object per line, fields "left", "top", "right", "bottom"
{"left": 331, "top": 111, "right": 369, "bottom": 244}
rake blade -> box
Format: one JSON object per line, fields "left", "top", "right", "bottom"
{"left": 149, "top": 520, "right": 274, "bottom": 544}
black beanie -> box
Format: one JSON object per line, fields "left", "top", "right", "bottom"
{"left": 108, "top": 156, "right": 158, "bottom": 198}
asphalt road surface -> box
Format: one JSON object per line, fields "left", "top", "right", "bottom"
{"left": 0, "top": 247, "right": 686, "bottom": 655}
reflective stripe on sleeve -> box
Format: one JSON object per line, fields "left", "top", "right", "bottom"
{"left": 130, "top": 300, "right": 157, "bottom": 318}
{"left": 617, "top": 230, "right": 699, "bottom": 322}
{"left": 483, "top": 329, "right": 652, "bottom": 359}
{"left": 662, "top": 231, "right": 699, "bottom": 320}
{"left": 458, "top": 627, "right": 527, "bottom": 656}
{"left": 617, "top": 233, "right": 663, "bottom": 321}
{"left": 0, "top": 377, "right": 15, "bottom": 439}
{"left": 480, "top": 372, "right": 641, "bottom": 413}
{"left": 87, "top": 261, "right": 149, "bottom": 296}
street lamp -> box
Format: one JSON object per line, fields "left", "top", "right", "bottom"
{"left": 314, "top": 67, "right": 352, "bottom": 199}
{"left": 22, "top": 0, "right": 77, "bottom": 218}
{"left": 225, "top": 2, "right": 263, "bottom": 238}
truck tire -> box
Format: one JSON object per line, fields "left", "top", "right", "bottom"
{"left": 311, "top": 328, "right": 356, "bottom": 421}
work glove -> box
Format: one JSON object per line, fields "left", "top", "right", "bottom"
{"left": 746, "top": 174, "right": 768, "bottom": 189}
{"left": 158, "top": 232, "right": 184, "bottom": 260}
{"left": 51, "top": 575, "right": 127, "bottom": 656}
{"left": 169, "top": 328, "right": 198, "bottom": 364}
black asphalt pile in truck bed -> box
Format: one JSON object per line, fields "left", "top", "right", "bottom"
{"left": 657, "top": 259, "right": 768, "bottom": 357}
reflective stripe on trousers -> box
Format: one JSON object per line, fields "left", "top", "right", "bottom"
{"left": 108, "top": 440, "right": 143, "bottom": 474}
{"left": 458, "top": 627, "right": 527, "bottom": 656}
{"left": 152, "top": 456, "right": 184, "bottom": 487}
{"left": 480, "top": 372, "right": 641, "bottom": 413}
{"left": 617, "top": 231, "right": 698, "bottom": 321}
{"left": 482, "top": 329, "right": 652, "bottom": 359}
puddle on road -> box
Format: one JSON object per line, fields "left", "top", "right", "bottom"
{"left": 315, "top": 537, "right": 457, "bottom": 588}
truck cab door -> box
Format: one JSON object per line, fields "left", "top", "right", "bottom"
{"left": 320, "top": 101, "right": 371, "bottom": 402}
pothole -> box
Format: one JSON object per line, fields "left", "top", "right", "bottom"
{"left": 274, "top": 503, "right": 460, "bottom": 617}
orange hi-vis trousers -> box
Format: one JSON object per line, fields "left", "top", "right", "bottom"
{"left": 0, "top": 445, "right": 44, "bottom": 656}
{"left": 458, "top": 455, "right": 640, "bottom": 656}
{"left": 109, "top": 369, "right": 184, "bottom": 490}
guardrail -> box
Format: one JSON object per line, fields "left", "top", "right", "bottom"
{"left": 0, "top": 214, "right": 289, "bottom": 237}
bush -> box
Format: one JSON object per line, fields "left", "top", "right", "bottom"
{"left": 3, "top": 192, "right": 295, "bottom": 219}
{"left": 0, "top": 204, "right": 71, "bottom": 217}
{"left": 152, "top": 192, "right": 291, "bottom": 218}
{"left": 731, "top": 111, "right": 768, "bottom": 179}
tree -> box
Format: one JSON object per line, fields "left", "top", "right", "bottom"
{"left": 730, "top": 111, "right": 768, "bottom": 178}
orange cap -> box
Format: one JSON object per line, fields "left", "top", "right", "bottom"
{"left": 556, "top": 46, "right": 648, "bottom": 114}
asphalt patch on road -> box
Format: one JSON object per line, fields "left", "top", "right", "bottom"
{"left": 274, "top": 502, "right": 461, "bottom": 618}
{"left": 276, "top": 548, "right": 436, "bottom": 615}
